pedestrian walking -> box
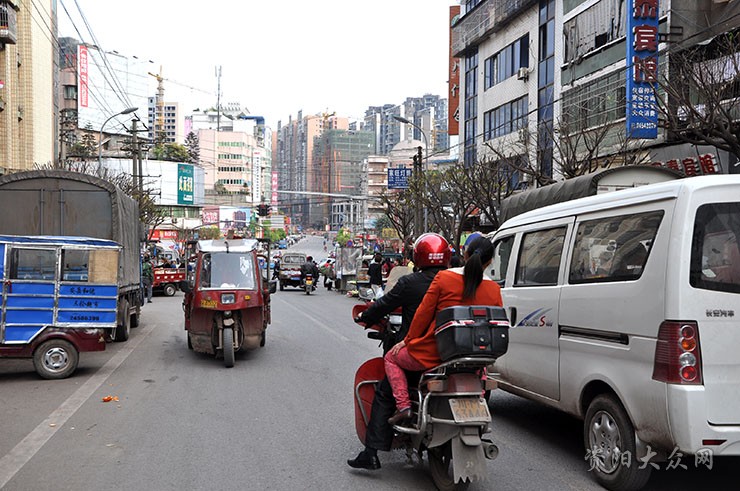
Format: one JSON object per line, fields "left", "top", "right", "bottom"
{"left": 142, "top": 255, "right": 154, "bottom": 303}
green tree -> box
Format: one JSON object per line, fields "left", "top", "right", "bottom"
{"left": 184, "top": 131, "right": 200, "bottom": 164}
{"left": 336, "top": 228, "right": 352, "bottom": 246}
{"left": 151, "top": 142, "right": 190, "bottom": 162}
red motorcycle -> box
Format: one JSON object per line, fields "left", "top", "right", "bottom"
{"left": 352, "top": 304, "right": 509, "bottom": 490}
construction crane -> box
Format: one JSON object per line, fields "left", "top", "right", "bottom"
{"left": 147, "top": 67, "right": 216, "bottom": 144}
{"left": 147, "top": 66, "right": 166, "bottom": 144}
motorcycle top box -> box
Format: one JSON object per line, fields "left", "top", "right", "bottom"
{"left": 434, "top": 305, "right": 510, "bottom": 361}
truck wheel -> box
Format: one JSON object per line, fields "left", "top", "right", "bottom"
{"left": 163, "top": 283, "right": 177, "bottom": 297}
{"left": 114, "top": 299, "right": 130, "bottom": 342}
{"left": 131, "top": 309, "right": 140, "bottom": 328}
{"left": 187, "top": 332, "right": 193, "bottom": 350}
{"left": 428, "top": 441, "right": 471, "bottom": 491}
{"left": 33, "top": 339, "right": 79, "bottom": 380}
{"left": 260, "top": 330, "right": 266, "bottom": 347}
{"left": 584, "top": 394, "right": 651, "bottom": 491}
{"left": 223, "top": 328, "right": 235, "bottom": 368}
{"left": 279, "top": 282, "right": 284, "bottom": 291}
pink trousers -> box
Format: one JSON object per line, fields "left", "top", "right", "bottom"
{"left": 384, "top": 347, "right": 426, "bottom": 410}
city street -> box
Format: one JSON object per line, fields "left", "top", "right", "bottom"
{"left": 0, "top": 236, "right": 736, "bottom": 490}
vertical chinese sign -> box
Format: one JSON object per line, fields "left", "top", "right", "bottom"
{"left": 78, "top": 45, "right": 89, "bottom": 108}
{"left": 177, "top": 164, "right": 194, "bottom": 205}
{"left": 448, "top": 5, "right": 461, "bottom": 137}
{"left": 626, "top": 0, "right": 659, "bottom": 139}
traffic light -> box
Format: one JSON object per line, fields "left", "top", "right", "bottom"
{"left": 257, "top": 204, "right": 269, "bottom": 216}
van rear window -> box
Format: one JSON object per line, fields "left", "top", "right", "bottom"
{"left": 690, "top": 203, "right": 740, "bottom": 294}
{"left": 569, "top": 211, "right": 663, "bottom": 284}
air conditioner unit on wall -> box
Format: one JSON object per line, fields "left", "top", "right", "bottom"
{"left": 517, "top": 67, "right": 529, "bottom": 81}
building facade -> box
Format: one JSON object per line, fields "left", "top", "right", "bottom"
{"left": 452, "top": 0, "right": 740, "bottom": 188}
{"left": 0, "top": 0, "right": 55, "bottom": 173}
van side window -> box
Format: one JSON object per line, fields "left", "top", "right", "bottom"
{"left": 491, "top": 236, "right": 514, "bottom": 283}
{"left": 515, "top": 227, "right": 566, "bottom": 286}
{"left": 569, "top": 211, "right": 663, "bottom": 284}
{"left": 690, "top": 202, "right": 740, "bottom": 294}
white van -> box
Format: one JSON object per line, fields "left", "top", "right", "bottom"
{"left": 487, "top": 175, "right": 740, "bottom": 491}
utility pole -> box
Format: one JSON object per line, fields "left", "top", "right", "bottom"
{"left": 414, "top": 146, "right": 424, "bottom": 235}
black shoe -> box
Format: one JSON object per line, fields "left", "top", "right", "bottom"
{"left": 347, "top": 450, "right": 381, "bottom": 470}
{"left": 147, "top": 300, "right": 153, "bottom": 303}
{"left": 388, "top": 407, "right": 412, "bottom": 425}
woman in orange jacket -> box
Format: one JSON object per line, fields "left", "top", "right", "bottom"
{"left": 384, "top": 237, "right": 503, "bottom": 424}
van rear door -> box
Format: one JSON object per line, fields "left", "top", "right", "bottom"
{"left": 684, "top": 198, "right": 740, "bottom": 425}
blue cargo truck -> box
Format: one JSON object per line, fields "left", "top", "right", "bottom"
{"left": 0, "top": 170, "right": 144, "bottom": 342}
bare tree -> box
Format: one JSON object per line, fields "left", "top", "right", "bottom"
{"left": 656, "top": 32, "right": 740, "bottom": 160}
{"left": 420, "top": 167, "right": 474, "bottom": 251}
{"left": 378, "top": 189, "right": 415, "bottom": 246}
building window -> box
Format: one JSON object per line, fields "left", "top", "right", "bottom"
{"left": 464, "top": 48, "right": 478, "bottom": 167}
{"left": 484, "top": 96, "right": 528, "bottom": 140}
{"left": 63, "top": 85, "right": 77, "bottom": 100}
{"left": 537, "top": 0, "right": 555, "bottom": 179}
{"left": 484, "top": 35, "right": 529, "bottom": 90}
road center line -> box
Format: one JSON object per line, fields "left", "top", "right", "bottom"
{"left": 0, "top": 323, "right": 155, "bottom": 489}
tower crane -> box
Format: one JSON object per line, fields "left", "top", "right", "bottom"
{"left": 147, "top": 66, "right": 166, "bottom": 144}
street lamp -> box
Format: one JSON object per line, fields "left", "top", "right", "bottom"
{"left": 393, "top": 115, "right": 429, "bottom": 232}
{"left": 98, "top": 106, "right": 138, "bottom": 171}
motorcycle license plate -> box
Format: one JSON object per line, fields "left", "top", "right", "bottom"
{"left": 306, "top": 280, "right": 313, "bottom": 285}
{"left": 449, "top": 398, "right": 491, "bottom": 423}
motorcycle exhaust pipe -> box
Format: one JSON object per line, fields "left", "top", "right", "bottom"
{"left": 484, "top": 443, "right": 499, "bottom": 460}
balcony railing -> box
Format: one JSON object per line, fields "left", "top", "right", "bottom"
{"left": 452, "top": 0, "right": 538, "bottom": 57}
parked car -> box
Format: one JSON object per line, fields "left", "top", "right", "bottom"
{"left": 487, "top": 175, "right": 740, "bottom": 490}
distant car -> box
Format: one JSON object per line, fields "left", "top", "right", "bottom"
{"left": 278, "top": 239, "right": 287, "bottom": 249}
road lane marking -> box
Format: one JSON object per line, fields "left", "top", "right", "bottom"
{"left": 0, "top": 323, "right": 156, "bottom": 489}
{"left": 277, "top": 296, "right": 349, "bottom": 342}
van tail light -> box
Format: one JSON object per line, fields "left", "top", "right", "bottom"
{"left": 652, "top": 321, "right": 703, "bottom": 385}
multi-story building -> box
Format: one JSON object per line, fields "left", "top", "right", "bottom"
{"left": 56, "top": 37, "right": 149, "bottom": 164}
{"left": 452, "top": 0, "right": 740, "bottom": 188}
{"left": 196, "top": 116, "right": 271, "bottom": 208}
{"left": 0, "top": 0, "right": 55, "bottom": 173}
{"left": 363, "top": 95, "right": 450, "bottom": 157}
{"left": 147, "top": 97, "right": 182, "bottom": 144}
{"left": 273, "top": 111, "right": 349, "bottom": 228}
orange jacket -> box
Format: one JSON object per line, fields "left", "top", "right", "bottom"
{"left": 404, "top": 268, "right": 503, "bottom": 368}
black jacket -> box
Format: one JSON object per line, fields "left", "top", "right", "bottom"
{"left": 360, "top": 267, "right": 444, "bottom": 347}
{"left": 368, "top": 261, "right": 383, "bottom": 286}
{"left": 300, "top": 261, "right": 319, "bottom": 279}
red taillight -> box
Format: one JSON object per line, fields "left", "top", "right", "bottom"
{"left": 652, "top": 320, "right": 703, "bottom": 385}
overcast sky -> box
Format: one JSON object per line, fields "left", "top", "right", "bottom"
{"left": 58, "top": 0, "right": 456, "bottom": 127}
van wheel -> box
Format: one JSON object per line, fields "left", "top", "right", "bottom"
{"left": 584, "top": 394, "right": 651, "bottom": 491}
{"left": 33, "top": 339, "right": 79, "bottom": 379}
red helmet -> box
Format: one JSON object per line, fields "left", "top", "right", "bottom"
{"left": 413, "top": 233, "right": 450, "bottom": 269}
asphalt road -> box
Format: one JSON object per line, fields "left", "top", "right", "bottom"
{"left": 0, "top": 235, "right": 737, "bottom": 490}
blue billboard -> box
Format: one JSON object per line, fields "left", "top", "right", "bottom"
{"left": 626, "top": 0, "right": 659, "bottom": 139}
{"left": 388, "top": 168, "right": 413, "bottom": 189}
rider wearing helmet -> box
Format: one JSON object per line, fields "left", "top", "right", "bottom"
{"left": 348, "top": 233, "right": 450, "bottom": 470}
{"left": 300, "top": 255, "right": 320, "bottom": 288}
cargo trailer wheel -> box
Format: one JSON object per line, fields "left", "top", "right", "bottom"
{"left": 584, "top": 394, "right": 651, "bottom": 491}
{"left": 163, "top": 283, "right": 177, "bottom": 296}
{"left": 223, "top": 328, "right": 235, "bottom": 368}
{"left": 33, "top": 339, "right": 79, "bottom": 379}
{"left": 114, "top": 299, "right": 130, "bottom": 342}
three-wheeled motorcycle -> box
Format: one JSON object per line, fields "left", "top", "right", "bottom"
{"left": 180, "top": 239, "right": 276, "bottom": 368}
{"left": 0, "top": 235, "right": 121, "bottom": 379}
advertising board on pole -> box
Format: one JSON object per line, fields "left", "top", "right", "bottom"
{"left": 626, "top": 0, "right": 659, "bottom": 139}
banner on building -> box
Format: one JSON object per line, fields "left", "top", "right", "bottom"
{"left": 448, "top": 6, "right": 461, "bottom": 136}
{"left": 271, "top": 171, "right": 278, "bottom": 208}
{"left": 78, "top": 45, "right": 89, "bottom": 108}
{"left": 626, "top": 0, "right": 659, "bottom": 139}
{"left": 388, "top": 167, "right": 413, "bottom": 189}
{"left": 177, "top": 164, "right": 194, "bottom": 205}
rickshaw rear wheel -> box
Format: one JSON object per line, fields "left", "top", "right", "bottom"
{"left": 260, "top": 330, "right": 266, "bottom": 347}
{"left": 223, "top": 328, "right": 235, "bottom": 368}
{"left": 33, "top": 339, "right": 79, "bottom": 380}
{"left": 163, "top": 283, "right": 177, "bottom": 296}
{"left": 187, "top": 332, "right": 193, "bottom": 350}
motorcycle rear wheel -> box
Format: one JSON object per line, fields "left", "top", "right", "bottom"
{"left": 223, "top": 328, "right": 235, "bottom": 368}
{"left": 428, "top": 442, "right": 470, "bottom": 491}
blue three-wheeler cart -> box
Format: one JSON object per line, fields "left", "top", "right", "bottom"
{"left": 0, "top": 235, "right": 121, "bottom": 379}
